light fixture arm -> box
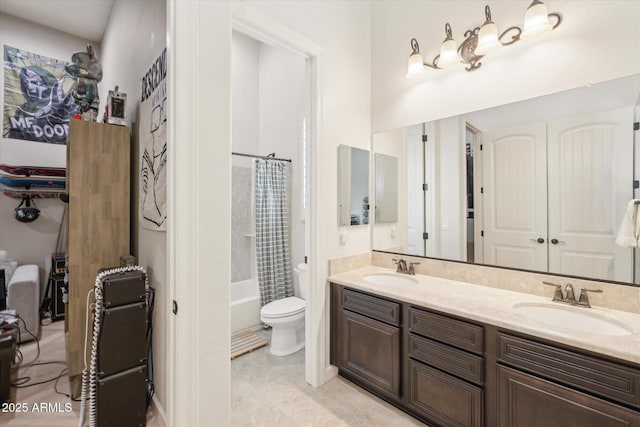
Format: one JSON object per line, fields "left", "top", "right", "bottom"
{"left": 484, "top": 5, "right": 492, "bottom": 22}
{"left": 444, "top": 23, "right": 453, "bottom": 40}
{"left": 499, "top": 26, "right": 523, "bottom": 46}
{"left": 549, "top": 12, "right": 562, "bottom": 29}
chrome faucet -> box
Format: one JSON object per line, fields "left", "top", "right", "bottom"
{"left": 408, "top": 261, "right": 420, "bottom": 275}
{"left": 392, "top": 258, "right": 419, "bottom": 275}
{"left": 542, "top": 281, "right": 602, "bottom": 308}
{"left": 392, "top": 258, "right": 408, "bottom": 274}
{"left": 564, "top": 283, "right": 576, "bottom": 304}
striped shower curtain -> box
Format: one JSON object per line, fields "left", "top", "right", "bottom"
{"left": 255, "top": 159, "right": 293, "bottom": 307}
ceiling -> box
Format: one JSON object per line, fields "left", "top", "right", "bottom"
{"left": 0, "top": 0, "right": 114, "bottom": 42}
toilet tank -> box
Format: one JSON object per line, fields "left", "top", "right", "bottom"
{"left": 295, "top": 263, "right": 306, "bottom": 300}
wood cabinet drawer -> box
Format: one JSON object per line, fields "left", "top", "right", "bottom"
{"left": 409, "top": 334, "right": 484, "bottom": 386}
{"left": 409, "top": 307, "right": 484, "bottom": 355}
{"left": 408, "top": 359, "right": 483, "bottom": 427}
{"left": 343, "top": 288, "right": 400, "bottom": 326}
{"left": 498, "top": 365, "right": 640, "bottom": 427}
{"left": 497, "top": 332, "right": 640, "bottom": 409}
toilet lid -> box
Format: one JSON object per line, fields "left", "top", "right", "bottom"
{"left": 261, "top": 297, "right": 305, "bottom": 318}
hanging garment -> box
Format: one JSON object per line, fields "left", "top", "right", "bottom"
{"left": 615, "top": 199, "right": 640, "bottom": 247}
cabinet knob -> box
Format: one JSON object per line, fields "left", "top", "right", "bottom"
{"left": 550, "top": 239, "right": 566, "bottom": 245}
{"left": 530, "top": 238, "right": 545, "bottom": 244}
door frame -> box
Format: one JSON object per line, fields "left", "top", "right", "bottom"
{"left": 228, "top": 1, "right": 325, "bottom": 388}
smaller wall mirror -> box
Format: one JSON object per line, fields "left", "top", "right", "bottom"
{"left": 338, "top": 145, "right": 370, "bottom": 226}
{"left": 374, "top": 153, "right": 398, "bottom": 223}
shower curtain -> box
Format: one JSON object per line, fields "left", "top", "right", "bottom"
{"left": 255, "top": 159, "right": 293, "bottom": 307}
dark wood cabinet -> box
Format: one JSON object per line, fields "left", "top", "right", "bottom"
{"left": 407, "top": 307, "right": 485, "bottom": 427}
{"left": 498, "top": 365, "right": 640, "bottom": 427}
{"left": 340, "top": 310, "right": 400, "bottom": 398}
{"left": 330, "top": 283, "right": 640, "bottom": 427}
{"left": 496, "top": 331, "right": 640, "bottom": 427}
{"left": 408, "top": 359, "right": 483, "bottom": 426}
{"left": 331, "top": 286, "right": 401, "bottom": 400}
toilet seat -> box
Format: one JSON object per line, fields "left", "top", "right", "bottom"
{"left": 260, "top": 296, "right": 305, "bottom": 319}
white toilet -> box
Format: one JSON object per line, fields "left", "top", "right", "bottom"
{"left": 260, "top": 263, "right": 306, "bottom": 356}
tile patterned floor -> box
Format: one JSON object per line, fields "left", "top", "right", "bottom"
{"left": 231, "top": 330, "right": 426, "bottom": 426}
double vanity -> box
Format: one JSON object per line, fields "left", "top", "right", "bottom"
{"left": 329, "top": 265, "right": 640, "bottom": 427}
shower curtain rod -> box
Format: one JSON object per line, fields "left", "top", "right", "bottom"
{"left": 232, "top": 152, "right": 292, "bottom": 163}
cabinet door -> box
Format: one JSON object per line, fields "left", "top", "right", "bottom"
{"left": 498, "top": 365, "right": 640, "bottom": 427}
{"left": 408, "top": 360, "right": 483, "bottom": 427}
{"left": 340, "top": 310, "right": 400, "bottom": 398}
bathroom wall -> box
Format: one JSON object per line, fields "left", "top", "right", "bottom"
{"left": 372, "top": 0, "right": 640, "bottom": 132}
{"left": 231, "top": 31, "right": 259, "bottom": 283}
{"left": 0, "top": 13, "right": 93, "bottom": 296}
{"left": 257, "top": 39, "right": 306, "bottom": 281}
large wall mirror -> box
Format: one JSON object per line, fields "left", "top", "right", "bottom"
{"left": 338, "top": 145, "right": 370, "bottom": 226}
{"left": 372, "top": 73, "right": 640, "bottom": 286}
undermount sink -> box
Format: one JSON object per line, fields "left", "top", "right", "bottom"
{"left": 363, "top": 273, "right": 419, "bottom": 286}
{"left": 512, "top": 303, "right": 633, "bottom": 336}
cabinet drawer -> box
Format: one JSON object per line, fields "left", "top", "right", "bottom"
{"left": 409, "top": 307, "right": 484, "bottom": 355}
{"left": 498, "top": 365, "right": 640, "bottom": 427}
{"left": 408, "top": 359, "right": 483, "bottom": 427}
{"left": 343, "top": 288, "right": 400, "bottom": 326}
{"left": 409, "top": 334, "right": 484, "bottom": 386}
{"left": 497, "top": 332, "right": 640, "bottom": 409}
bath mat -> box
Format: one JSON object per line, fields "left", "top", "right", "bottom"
{"left": 231, "top": 329, "right": 268, "bottom": 359}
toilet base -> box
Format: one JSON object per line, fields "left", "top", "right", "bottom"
{"left": 266, "top": 320, "right": 305, "bottom": 356}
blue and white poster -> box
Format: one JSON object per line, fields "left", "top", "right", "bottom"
{"left": 3, "top": 45, "right": 79, "bottom": 144}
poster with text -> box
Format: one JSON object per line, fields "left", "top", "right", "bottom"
{"left": 3, "top": 45, "right": 79, "bottom": 144}
{"left": 139, "top": 47, "right": 167, "bottom": 231}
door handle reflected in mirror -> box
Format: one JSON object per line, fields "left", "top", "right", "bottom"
{"left": 530, "top": 238, "right": 545, "bottom": 244}
{"left": 550, "top": 239, "right": 566, "bottom": 245}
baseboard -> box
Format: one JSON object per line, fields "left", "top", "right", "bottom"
{"left": 325, "top": 364, "right": 338, "bottom": 382}
{"left": 148, "top": 394, "right": 168, "bottom": 427}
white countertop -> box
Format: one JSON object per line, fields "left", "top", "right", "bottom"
{"left": 329, "top": 266, "right": 640, "bottom": 365}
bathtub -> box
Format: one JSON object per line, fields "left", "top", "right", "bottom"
{"left": 230, "top": 278, "right": 262, "bottom": 333}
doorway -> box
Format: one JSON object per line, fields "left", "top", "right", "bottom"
{"left": 230, "top": 1, "right": 322, "bottom": 389}
{"left": 230, "top": 28, "right": 307, "bottom": 335}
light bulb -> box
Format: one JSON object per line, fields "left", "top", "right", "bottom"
{"left": 475, "top": 21, "right": 501, "bottom": 55}
{"left": 522, "top": 0, "right": 552, "bottom": 38}
{"left": 437, "top": 23, "right": 459, "bottom": 68}
{"left": 407, "top": 38, "right": 425, "bottom": 78}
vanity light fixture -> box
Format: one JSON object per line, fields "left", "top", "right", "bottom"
{"left": 406, "top": 1, "right": 562, "bottom": 77}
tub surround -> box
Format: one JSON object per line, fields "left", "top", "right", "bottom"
{"left": 328, "top": 264, "right": 640, "bottom": 365}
